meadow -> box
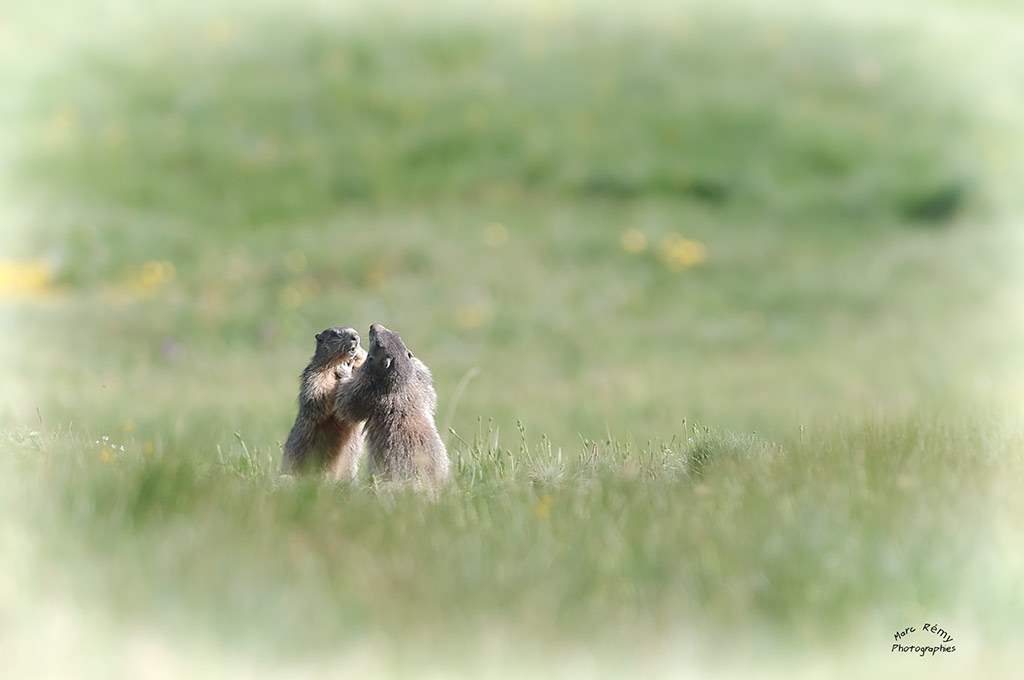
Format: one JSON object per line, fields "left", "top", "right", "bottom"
{"left": 2, "top": 0, "right": 1023, "bottom": 677}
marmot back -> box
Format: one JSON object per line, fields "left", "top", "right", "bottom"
{"left": 334, "top": 324, "right": 449, "bottom": 483}
{"left": 281, "top": 326, "right": 367, "bottom": 480}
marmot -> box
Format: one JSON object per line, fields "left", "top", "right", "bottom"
{"left": 334, "top": 324, "right": 450, "bottom": 482}
{"left": 281, "top": 326, "right": 367, "bottom": 480}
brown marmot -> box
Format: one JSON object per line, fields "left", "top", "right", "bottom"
{"left": 280, "top": 326, "right": 368, "bottom": 480}
{"left": 334, "top": 324, "right": 450, "bottom": 482}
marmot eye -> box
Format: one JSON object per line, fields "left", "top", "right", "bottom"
{"left": 407, "top": 352, "right": 413, "bottom": 358}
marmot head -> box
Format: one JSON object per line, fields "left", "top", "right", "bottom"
{"left": 362, "top": 323, "right": 414, "bottom": 386}
{"left": 313, "top": 326, "right": 362, "bottom": 365}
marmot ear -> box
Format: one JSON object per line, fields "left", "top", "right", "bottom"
{"left": 407, "top": 352, "right": 413, "bottom": 358}
{"left": 315, "top": 332, "right": 323, "bottom": 343}
{"left": 383, "top": 357, "right": 392, "bottom": 369}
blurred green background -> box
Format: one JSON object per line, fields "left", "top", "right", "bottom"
{"left": 4, "top": 0, "right": 1023, "bottom": 447}
{"left": 2, "top": 0, "right": 1023, "bottom": 676}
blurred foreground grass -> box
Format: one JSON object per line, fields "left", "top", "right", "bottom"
{"left": 2, "top": 0, "right": 1024, "bottom": 676}
{"left": 4, "top": 413, "right": 1024, "bottom": 677}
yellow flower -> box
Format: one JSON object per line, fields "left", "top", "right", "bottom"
{"left": 0, "top": 259, "right": 57, "bottom": 299}
{"left": 124, "top": 260, "right": 175, "bottom": 297}
{"left": 533, "top": 495, "right": 554, "bottom": 520}
{"left": 620, "top": 229, "right": 647, "bottom": 254}
{"left": 657, "top": 234, "right": 707, "bottom": 271}
{"left": 140, "top": 261, "right": 166, "bottom": 287}
{"left": 100, "top": 449, "right": 117, "bottom": 463}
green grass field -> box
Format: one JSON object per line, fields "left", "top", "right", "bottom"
{"left": 2, "top": 0, "right": 1023, "bottom": 676}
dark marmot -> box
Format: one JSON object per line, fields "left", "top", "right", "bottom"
{"left": 334, "top": 324, "right": 450, "bottom": 482}
{"left": 281, "top": 326, "right": 367, "bottom": 480}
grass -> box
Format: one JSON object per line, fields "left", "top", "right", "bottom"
{"left": 18, "top": 9, "right": 979, "bottom": 224}
{"left": 6, "top": 413, "right": 1023, "bottom": 676}
{"left": 2, "top": 0, "right": 1023, "bottom": 676}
